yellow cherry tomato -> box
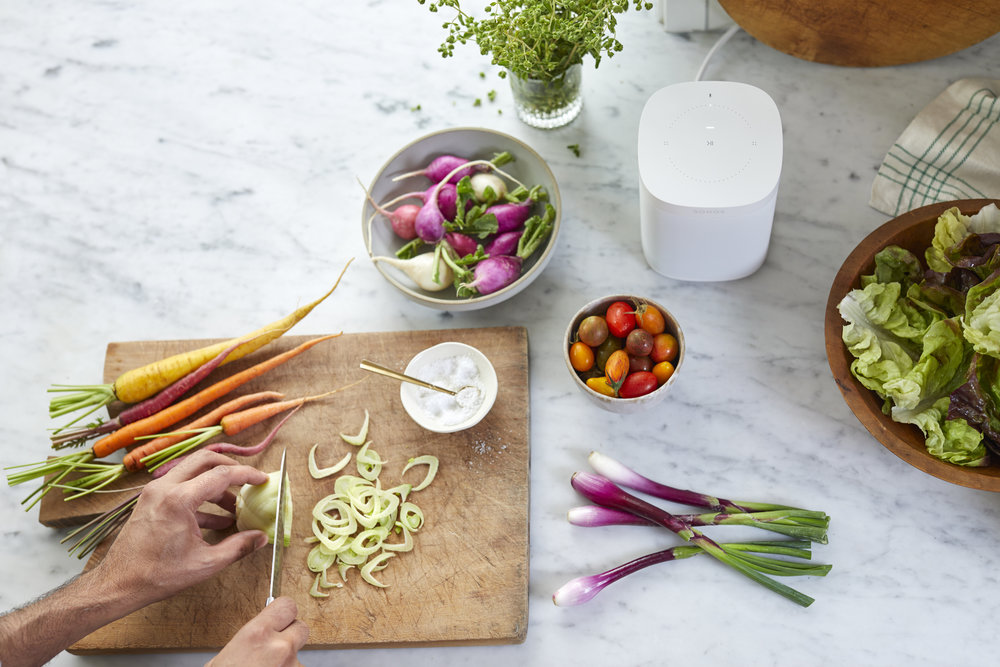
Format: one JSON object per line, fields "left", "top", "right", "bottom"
{"left": 652, "top": 361, "right": 675, "bottom": 385}
{"left": 569, "top": 341, "right": 595, "bottom": 372}
{"left": 586, "top": 376, "right": 616, "bottom": 397}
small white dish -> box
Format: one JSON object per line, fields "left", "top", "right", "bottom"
{"left": 400, "top": 342, "right": 498, "bottom": 433}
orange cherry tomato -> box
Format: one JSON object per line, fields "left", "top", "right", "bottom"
{"left": 569, "top": 341, "right": 595, "bottom": 372}
{"left": 652, "top": 361, "right": 675, "bottom": 385}
{"left": 634, "top": 302, "right": 666, "bottom": 335}
{"left": 604, "top": 349, "right": 630, "bottom": 390}
{"left": 651, "top": 333, "right": 679, "bottom": 364}
{"left": 586, "top": 376, "right": 616, "bottom": 397}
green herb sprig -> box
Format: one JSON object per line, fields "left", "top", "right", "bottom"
{"left": 418, "top": 0, "right": 653, "bottom": 81}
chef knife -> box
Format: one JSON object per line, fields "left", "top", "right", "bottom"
{"left": 265, "top": 448, "right": 288, "bottom": 606}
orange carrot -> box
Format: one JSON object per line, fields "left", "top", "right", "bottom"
{"left": 218, "top": 391, "right": 339, "bottom": 436}
{"left": 121, "top": 391, "right": 284, "bottom": 472}
{"left": 91, "top": 334, "right": 339, "bottom": 459}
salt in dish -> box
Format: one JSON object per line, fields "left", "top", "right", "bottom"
{"left": 400, "top": 342, "right": 498, "bottom": 433}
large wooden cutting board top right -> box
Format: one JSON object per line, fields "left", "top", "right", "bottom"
{"left": 69, "top": 326, "right": 530, "bottom": 653}
{"left": 719, "top": 0, "right": 1000, "bottom": 67}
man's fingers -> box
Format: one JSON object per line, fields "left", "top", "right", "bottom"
{"left": 196, "top": 510, "right": 235, "bottom": 531}
{"left": 206, "top": 530, "right": 269, "bottom": 570}
{"left": 259, "top": 596, "right": 300, "bottom": 632}
{"left": 212, "top": 488, "right": 239, "bottom": 514}
{"left": 158, "top": 449, "right": 243, "bottom": 483}
{"left": 178, "top": 462, "right": 268, "bottom": 510}
{"left": 281, "top": 618, "right": 310, "bottom": 650}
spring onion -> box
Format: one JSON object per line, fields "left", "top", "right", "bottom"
{"left": 570, "top": 472, "right": 830, "bottom": 607}
{"left": 553, "top": 540, "right": 815, "bottom": 606}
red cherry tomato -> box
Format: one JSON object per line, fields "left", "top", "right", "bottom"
{"left": 619, "top": 371, "right": 658, "bottom": 398}
{"left": 605, "top": 301, "right": 636, "bottom": 339}
{"left": 651, "top": 333, "right": 679, "bottom": 364}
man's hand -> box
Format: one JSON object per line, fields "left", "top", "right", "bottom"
{"left": 208, "top": 597, "right": 309, "bottom": 667}
{"left": 0, "top": 450, "right": 273, "bottom": 667}
{"left": 90, "top": 449, "right": 271, "bottom": 608}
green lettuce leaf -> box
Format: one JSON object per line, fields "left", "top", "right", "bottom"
{"left": 926, "top": 207, "right": 973, "bottom": 273}
{"left": 838, "top": 282, "right": 939, "bottom": 398}
{"left": 882, "top": 318, "right": 969, "bottom": 410}
{"left": 892, "top": 398, "right": 989, "bottom": 467}
{"left": 964, "top": 268, "right": 1000, "bottom": 357}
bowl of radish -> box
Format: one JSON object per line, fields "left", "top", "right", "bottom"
{"left": 564, "top": 295, "right": 684, "bottom": 413}
{"left": 362, "top": 127, "right": 561, "bottom": 311}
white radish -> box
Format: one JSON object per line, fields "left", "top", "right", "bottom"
{"left": 372, "top": 253, "right": 453, "bottom": 291}
{"left": 470, "top": 172, "right": 507, "bottom": 202}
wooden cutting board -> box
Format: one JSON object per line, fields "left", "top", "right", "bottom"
{"left": 57, "top": 327, "right": 529, "bottom": 653}
{"left": 718, "top": 0, "right": 1000, "bottom": 67}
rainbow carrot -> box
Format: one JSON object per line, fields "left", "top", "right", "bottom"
{"left": 91, "top": 335, "right": 338, "bottom": 458}
{"left": 122, "top": 391, "right": 284, "bottom": 472}
{"left": 48, "top": 259, "right": 353, "bottom": 423}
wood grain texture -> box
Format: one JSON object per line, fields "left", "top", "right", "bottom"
{"left": 719, "top": 0, "right": 1000, "bottom": 67}
{"left": 825, "top": 199, "right": 1000, "bottom": 491}
{"left": 62, "top": 327, "right": 529, "bottom": 652}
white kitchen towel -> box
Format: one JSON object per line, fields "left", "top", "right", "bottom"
{"left": 870, "top": 78, "right": 1000, "bottom": 216}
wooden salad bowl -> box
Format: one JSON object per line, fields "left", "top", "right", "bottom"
{"left": 825, "top": 198, "right": 1000, "bottom": 491}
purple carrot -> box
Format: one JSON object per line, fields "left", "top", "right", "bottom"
{"left": 50, "top": 336, "right": 256, "bottom": 449}
{"left": 152, "top": 406, "right": 301, "bottom": 478}
{"left": 485, "top": 230, "right": 523, "bottom": 256}
{"left": 391, "top": 155, "right": 473, "bottom": 184}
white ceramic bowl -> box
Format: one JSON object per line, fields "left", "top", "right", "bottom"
{"left": 362, "top": 127, "right": 561, "bottom": 311}
{"left": 400, "top": 342, "right": 499, "bottom": 433}
{"left": 564, "top": 295, "right": 685, "bottom": 414}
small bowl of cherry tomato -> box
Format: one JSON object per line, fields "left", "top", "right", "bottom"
{"left": 564, "top": 295, "right": 684, "bottom": 413}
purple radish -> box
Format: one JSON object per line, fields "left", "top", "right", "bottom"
{"left": 462, "top": 256, "right": 523, "bottom": 295}
{"left": 414, "top": 200, "right": 446, "bottom": 242}
{"left": 446, "top": 232, "right": 479, "bottom": 257}
{"left": 392, "top": 155, "right": 473, "bottom": 184}
{"left": 485, "top": 230, "right": 523, "bottom": 256}
{"left": 486, "top": 200, "right": 534, "bottom": 233}
{"left": 364, "top": 188, "right": 420, "bottom": 240}
{"left": 436, "top": 182, "right": 459, "bottom": 220}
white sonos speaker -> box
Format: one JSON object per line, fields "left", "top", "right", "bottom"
{"left": 638, "top": 81, "right": 783, "bottom": 281}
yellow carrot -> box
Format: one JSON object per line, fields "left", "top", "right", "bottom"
{"left": 48, "top": 258, "right": 353, "bottom": 422}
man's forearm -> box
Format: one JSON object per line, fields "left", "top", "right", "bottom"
{"left": 0, "top": 565, "right": 142, "bottom": 667}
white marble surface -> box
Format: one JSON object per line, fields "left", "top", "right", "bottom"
{"left": 2, "top": 2, "right": 1000, "bottom": 665}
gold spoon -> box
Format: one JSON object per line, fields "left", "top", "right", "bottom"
{"left": 360, "top": 359, "right": 462, "bottom": 396}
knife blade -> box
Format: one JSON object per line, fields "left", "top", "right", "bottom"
{"left": 265, "top": 448, "right": 288, "bottom": 606}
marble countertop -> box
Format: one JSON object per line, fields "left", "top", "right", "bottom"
{"left": 2, "top": 2, "right": 999, "bottom": 665}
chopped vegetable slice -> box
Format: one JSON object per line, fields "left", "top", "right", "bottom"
{"left": 309, "top": 444, "right": 351, "bottom": 479}
{"left": 340, "top": 410, "right": 370, "bottom": 446}
{"left": 402, "top": 455, "right": 439, "bottom": 491}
